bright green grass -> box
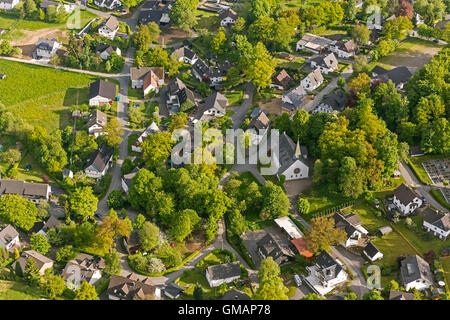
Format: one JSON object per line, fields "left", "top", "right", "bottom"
{"left": 300, "top": 186, "right": 352, "bottom": 220}
{"left": 341, "top": 203, "right": 386, "bottom": 234}
{"left": 408, "top": 154, "right": 448, "bottom": 185}
{"left": 196, "top": 10, "right": 219, "bottom": 31}
{"left": 174, "top": 269, "right": 215, "bottom": 299}
{"left": 430, "top": 188, "right": 450, "bottom": 211}
{"left": 395, "top": 37, "right": 444, "bottom": 52}
{"left": 371, "top": 231, "right": 417, "bottom": 266}
{"left": 225, "top": 90, "right": 244, "bottom": 106}
{"left": 0, "top": 60, "right": 99, "bottom": 131}
{"left": 0, "top": 280, "right": 45, "bottom": 300}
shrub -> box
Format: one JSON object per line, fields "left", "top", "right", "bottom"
{"left": 107, "top": 190, "right": 126, "bottom": 209}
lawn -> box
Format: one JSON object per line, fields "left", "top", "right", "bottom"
{"left": 300, "top": 186, "right": 353, "bottom": 220}
{"left": 430, "top": 188, "right": 450, "bottom": 211}
{"left": 196, "top": 249, "right": 236, "bottom": 272}
{"left": 0, "top": 60, "right": 99, "bottom": 131}
{"left": 0, "top": 280, "right": 45, "bottom": 300}
{"left": 127, "top": 84, "right": 144, "bottom": 100}
{"left": 407, "top": 154, "right": 448, "bottom": 185}
{"left": 225, "top": 90, "right": 244, "bottom": 106}
{"left": 174, "top": 269, "right": 216, "bottom": 300}
{"left": 195, "top": 10, "right": 219, "bottom": 32}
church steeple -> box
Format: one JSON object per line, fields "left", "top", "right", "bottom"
{"left": 295, "top": 140, "right": 301, "bottom": 158}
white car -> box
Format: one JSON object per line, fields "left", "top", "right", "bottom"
{"left": 294, "top": 274, "right": 302, "bottom": 287}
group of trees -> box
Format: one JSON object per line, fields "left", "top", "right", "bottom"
{"left": 0, "top": 39, "right": 22, "bottom": 57}
{"left": 300, "top": 1, "right": 344, "bottom": 28}
{"left": 169, "top": 0, "right": 199, "bottom": 31}
{"left": 0, "top": 195, "right": 39, "bottom": 231}
{"left": 136, "top": 46, "right": 183, "bottom": 78}
{"left": 253, "top": 257, "right": 289, "bottom": 300}
{"left": 22, "top": 0, "right": 67, "bottom": 23}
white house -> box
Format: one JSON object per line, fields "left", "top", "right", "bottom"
{"left": 206, "top": 262, "right": 241, "bottom": 288}
{"left": 0, "top": 225, "right": 19, "bottom": 252}
{"left": 85, "top": 146, "right": 113, "bottom": 179}
{"left": 296, "top": 33, "right": 335, "bottom": 53}
{"left": 0, "top": 0, "right": 19, "bottom": 10}
{"left": 363, "top": 242, "right": 384, "bottom": 262}
{"left": 35, "top": 38, "right": 61, "bottom": 59}
{"left": 131, "top": 122, "right": 159, "bottom": 153}
{"left": 195, "top": 91, "right": 227, "bottom": 122}
{"left": 96, "top": 43, "right": 121, "bottom": 60}
{"left": 89, "top": 79, "right": 116, "bottom": 107}
{"left": 303, "top": 251, "right": 348, "bottom": 296}
{"left": 330, "top": 39, "right": 358, "bottom": 58}
{"left": 98, "top": 16, "right": 120, "bottom": 40}
{"left": 130, "top": 67, "right": 164, "bottom": 95}
{"left": 399, "top": 255, "right": 434, "bottom": 291}
{"left": 87, "top": 109, "right": 108, "bottom": 137}
{"left": 171, "top": 46, "right": 198, "bottom": 65}
{"left": 309, "top": 52, "right": 338, "bottom": 74}
{"left": 94, "top": 0, "right": 121, "bottom": 10}
{"left": 423, "top": 208, "right": 450, "bottom": 240}
{"left": 0, "top": 179, "right": 51, "bottom": 203}
{"left": 393, "top": 183, "right": 422, "bottom": 215}
{"left": 219, "top": 8, "right": 238, "bottom": 27}
{"left": 62, "top": 254, "right": 104, "bottom": 290}
{"left": 333, "top": 212, "right": 368, "bottom": 247}
{"left": 313, "top": 89, "right": 348, "bottom": 114}
{"left": 121, "top": 168, "right": 139, "bottom": 194}
{"left": 107, "top": 274, "right": 161, "bottom": 300}
{"left": 300, "top": 68, "right": 324, "bottom": 91}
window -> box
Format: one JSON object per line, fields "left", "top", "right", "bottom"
{"left": 294, "top": 168, "right": 301, "bottom": 174}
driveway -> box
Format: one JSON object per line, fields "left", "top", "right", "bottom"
{"left": 330, "top": 245, "right": 368, "bottom": 288}
{"left": 231, "top": 82, "right": 255, "bottom": 129}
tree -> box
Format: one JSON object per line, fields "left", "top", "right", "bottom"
{"left": 246, "top": 42, "right": 276, "bottom": 90}
{"left": 414, "top": 0, "right": 446, "bottom": 26}
{"left": 24, "top": 258, "right": 41, "bottom": 286}
{"left": 421, "top": 118, "right": 450, "bottom": 155}
{"left": 253, "top": 257, "right": 289, "bottom": 300}
{"left": 344, "top": 292, "right": 359, "bottom": 300}
{"left": 24, "top": 0, "right": 38, "bottom": 18}
{"left": 94, "top": 212, "right": 131, "bottom": 252}
{"left": 212, "top": 28, "right": 227, "bottom": 55}
{"left": 363, "top": 289, "right": 384, "bottom": 300}
{"left": 141, "top": 131, "right": 174, "bottom": 171}
{"left": 69, "top": 187, "right": 98, "bottom": 221}
{"left": 258, "top": 257, "right": 280, "bottom": 283}
{"left": 133, "top": 214, "right": 146, "bottom": 230}
{"left": 158, "top": 242, "right": 182, "bottom": 268}
{"left": 0, "top": 194, "right": 38, "bottom": 231}
{"left": 260, "top": 181, "right": 290, "bottom": 219}
{"left": 74, "top": 282, "right": 98, "bottom": 300}
{"left": 169, "top": 0, "right": 199, "bottom": 31}
{"left": 15, "top": 259, "right": 23, "bottom": 277}
{"left": 104, "top": 248, "right": 122, "bottom": 275}
{"left": 305, "top": 216, "right": 347, "bottom": 253}
{"left": 297, "top": 198, "right": 310, "bottom": 214}
{"left": 138, "top": 221, "right": 160, "bottom": 252}
{"left": 104, "top": 117, "right": 124, "bottom": 148}
{"left": 344, "top": 0, "right": 358, "bottom": 21}
{"left": 107, "top": 190, "right": 126, "bottom": 209}
{"left": 348, "top": 72, "right": 371, "bottom": 94}
{"left": 302, "top": 293, "right": 326, "bottom": 300}
{"left": 30, "top": 233, "right": 51, "bottom": 255}
{"left": 132, "top": 24, "right": 153, "bottom": 52}
{"left": 228, "top": 209, "right": 247, "bottom": 236}
{"left": 37, "top": 200, "right": 50, "bottom": 220}
{"left": 383, "top": 16, "right": 413, "bottom": 40}
{"left": 55, "top": 245, "right": 76, "bottom": 263}
{"left": 42, "top": 269, "right": 66, "bottom": 299}
{"left": 1, "top": 148, "right": 21, "bottom": 164}
{"left": 397, "top": 0, "right": 414, "bottom": 18}
{"left": 193, "top": 284, "right": 203, "bottom": 300}
{"left": 352, "top": 25, "right": 371, "bottom": 45}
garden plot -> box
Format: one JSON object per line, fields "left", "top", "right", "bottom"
{"left": 422, "top": 158, "right": 450, "bottom": 203}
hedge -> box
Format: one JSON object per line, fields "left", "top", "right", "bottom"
{"left": 406, "top": 158, "right": 429, "bottom": 185}
{"left": 429, "top": 189, "right": 450, "bottom": 211}
{"left": 288, "top": 214, "right": 306, "bottom": 232}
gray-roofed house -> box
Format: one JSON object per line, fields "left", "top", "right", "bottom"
{"left": 85, "top": 145, "right": 113, "bottom": 179}
{"left": 270, "top": 69, "right": 293, "bottom": 90}
{"left": 206, "top": 262, "right": 241, "bottom": 287}
{"left": 132, "top": 122, "right": 160, "bottom": 153}
{"left": 389, "top": 290, "right": 415, "bottom": 300}
{"left": 121, "top": 167, "right": 139, "bottom": 194}
{"left": 35, "top": 38, "right": 61, "bottom": 59}
{"left": 270, "top": 132, "right": 310, "bottom": 181}
{"left": 303, "top": 251, "right": 347, "bottom": 295}
{"left": 0, "top": 224, "right": 19, "bottom": 252}
{"left": 89, "top": 80, "right": 116, "bottom": 106}
{"left": 296, "top": 33, "right": 336, "bottom": 54}
{"left": 87, "top": 109, "right": 108, "bottom": 137}
{"left": 333, "top": 212, "right": 368, "bottom": 247}
{"left": 98, "top": 16, "right": 120, "bottom": 39}
{"left": 209, "top": 60, "right": 232, "bottom": 86}
{"left": 163, "top": 282, "right": 184, "bottom": 299}
{"left": 363, "top": 242, "right": 384, "bottom": 262}
{"left": 393, "top": 183, "right": 422, "bottom": 215}
{"left": 220, "top": 289, "right": 251, "bottom": 300}
{"left": 372, "top": 66, "right": 413, "bottom": 90}
{"left": 13, "top": 250, "right": 54, "bottom": 275}
{"left": 313, "top": 89, "right": 348, "bottom": 113}
{"left": 248, "top": 110, "right": 270, "bottom": 132}
{"left": 171, "top": 46, "right": 198, "bottom": 65}
{"left": 399, "top": 255, "right": 434, "bottom": 291}
{"left": 256, "top": 232, "right": 296, "bottom": 266}
{"left": 423, "top": 208, "right": 450, "bottom": 240}
{"left": 36, "top": 215, "right": 63, "bottom": 238}
{"left": 309, "top": 52, "right": 338, "bottom": 74}
{"left": 0, "top": 0, "right": 19, "bottom": 9}
{"left": 281, "top": 85, "right": 307, "bottom": 113}
{"left": 0, "top": 179, "right": 51, "bottom": 203}
{"left": 139, "top": 9, "right": 170, "bottom": 26}
{"left": 219, "top": 8, "right": 238, "bottom": 27}
{"left": 300, "top": 68, "right": 324, "bottom": 91}
{"left": 166, "top": 78, "right": 196, "bottom": 115}
{"left": 330, "top": 39, "right": 358, "bottom": 58}
{"left": 62, "top": 253, "right": 105, "bottom": 290}
{"left": 195, "top": 91, "right": 228, "bottom": 122}
{"left": 130, "top": 67, "right": 164, "bottom": 95}
{"left": 94, "top": 0, "right": 122, "bottom": 10}
{"left": 96, "top": 43, "right": 121, "bottom": 60}
{"left": 107, "top": 274, "right": 161, "bottom": 300}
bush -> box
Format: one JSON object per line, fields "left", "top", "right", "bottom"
{"left": 107, "top": 190, "right": 126, "bottom": 209}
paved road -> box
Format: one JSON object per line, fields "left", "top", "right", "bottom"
{"left": 330, "top": 246, "right": 367, "bottom": 288}
{"left": 231, "top": 83, "right": 255, "bottom": 129}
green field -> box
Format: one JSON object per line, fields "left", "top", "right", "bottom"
{"left": 0, "top": 280, "right": 45, "bottom": 300}
{"left": 195, "top": 10, "right": 219, "bottom": 31}
{"left": 430, "top": 188, "right": 450, "bottom": 211}
{"left": 0, "top": 60, "right": 100, "bottom": 131}
{"left": 225, "top": 90, "right": 244, "bottom": 106}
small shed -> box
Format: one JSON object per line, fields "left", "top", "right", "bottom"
{"left": 72, "top": 110, "right": 82, "bottom": 118}
{"left": 378, "top": 226, "right": 393, "bottom": 236}
{"left": 63, "top": 168, "right": 73, "bottom": 179}
{"left": 0, "top": 73, "right": 6, "bottom": 80}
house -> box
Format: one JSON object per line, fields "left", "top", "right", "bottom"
{"left": 139, "top": 9, "right": 170, "bottom": 26}
{"left": 313, "top": 89, "right": 348, "bottom": 113}
{"left": 371, "top": 66, "right": 413, "bottom": 90}
{"left": 14, "top": 250, "right": 54, "bottom": 275}
{"left": 434, "top": 19, "right": 450, "bottom": 30}
{"left": 206, "top": 262, "right": 241, "bottom": 288}
{"left": 399, "top": 255, "right": 434, "bottom": 291}
{"left": 269, "top": 69, "right": 292, "bottom": 90}
{"left": 393, "top": 183, "right": 422, "bottom": 215}
{"left": 274, "top": 216, "right": 304, "bottom": 240}
{"left": 195, "top": 91, "right": 228, "bottom": 122}
{"left": 250, "top": 107, "right": 268, "bottom": 119}
{"left": 296, "top": 33, "right": 335, "bottom": 54}
{"left": 35, "top": 215, "right": 63, "bottom": 238}
{"left": 248, "top": 110, "right": 270, "bottom": 133}
{"left": 208, "top": 61, "right": 232, "bottom": 86}
{"left": 0, "top": 28, "right": 4, "bottom": 36}
{"left": 62, "top": 253, "right": 105, "bottom": 290}
{"left": 415, "top": 13, "right": 425, "bottom": 25}
{"left": 87, "top": 109, "right": 108, "bottom": 136}
{"left": 0, "top": 0, "right": 19, "bottom": 10}
{"left": 98, "top": 16, "right": 120, "bottom": 40}
{"left": 256, "top": 232, "right": 296, "bottom": 265}
{"left": 333, "top": 212, "right": 368, "bottom": 247}
{"left": 271, "top": 132, "right": 310, "bottom": 181}
{"left": 40, "top": 0, "right": 76, "bottom": 13}
{"left": 121, "top": 167, "right": 139, "bottom": 194}
{"left": 131, "top": 122, "right": 160, "bottom": 153}
{"left": 192, "top": 58, "right": 210, "bottom": 82}
{"left": 96, "top": 43, "right": 121, "bottom": 60}
{"left": 309, "top": 53, "right": 338, "bottom": 74}
{"left": 389, "top": 290, "right": 415, "bottom": 300}
{"left": 171, "top": 46, "right": 198, "bottom": 65}
{"left": 219, "top": 8, "right": 238, "bottom": 27}
{"left": 363, "top": 242, "right": 384, "bottom": 262}
{"left": 422, "top": 208, "right": 450, "bottom": 240}
{"left": 300, "top": 68, "right": 324, "bottom": 91}
{"left": 166, "top": 78, "right": 196, "bottom": 115}
{"left": 378, "top": 226, "right": 392, "bottom": 236}
{"left": 34, "top": 38, "right": 61, "bottom": 59}
{"left": 0, "top": 179, "right": 51, "bottom": 203}
{"left": 94, "top": 0, "right": 122, "bottom": 10}
{"left": 88, "top": 80, "right": 116, "bottom": 106}
{"left": 220, "top": 289, "right": 251, "bottom": 300}
{"left": 0, "top": 224, "right": 19, "bottom": 252}
{"left": 281, "top": 85, "right": 307, "bottom": 112}
{"left": 107, "top": 274, "right": 161, "bottom": 300}
{"left": 63, "top": 168, "right": 73, "bottom": 179}
{"left": 303, "top": 251, "right": 348, "bottom": 295}
{"left": 330, "top": 39, "right": 358, "bottom": 58}
{"left": 84, "top": 145, "right": 113, "bottom": 179}
{"left": 130, "top": 67, "right": 164, "bottom": 95}
{"left": 163, "top": 282, "right": 184, "bottom": 299}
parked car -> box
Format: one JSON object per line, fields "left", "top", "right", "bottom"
{"left": 294, "top": 274, "right": 302, "bottom": 287}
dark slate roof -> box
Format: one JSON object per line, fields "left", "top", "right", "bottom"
{"left": 36, "top": 38, "right": 58, "bottom": 52}
{"left": 0, "top": 224, "right": 19, "bottom": 244}
{"left": 389, "top": 290, "right": 415, "bottom": 300}
{"left": 257, "top": 232, "right": 296, "bottom": 264}
{"left": 381, "top": 66, "right": 412, "bottom": 85}
{"left": 399, "top": 255, "right": 433, "bottom": 286}
{"left": 219, "top": 8, "right": 238, "bottom": 21}
{"left": 316, "top": 251, "right": 343, "bottom": 281}
{"left": 163, "top": 282, "right": 184, "bottom": 298}
{"left": 282, "top": 86, "right": 307, "bottom": 108}
{"left": 167, "top": 78, "right": 195, "bottom": 105}
{"left": 172, "top": 46, "right": 196, "bottom": 60}
{"left": 363, "top": 242, "right": 382, "bottom": 259}
{"left": 139, "top": 10, "right": 164, "bottom": 24}
{"left": 206, "top": 262, "right": 241, "bottom": 281}
{"left": 209, "top": 61, "right": 232, "bottom": 78}
{"left": 197, "top": 91, "right": 228, "bottom": 117}
{"left": 393, "top": 183, "right": 420, "bottom": 206}
{"left": 276, "top": 132, "right": 308, "bottom": 175}
{"left": 320, "top": 89, "right": 348, "bottom": 111}
{"left": 107, "top": 274, "right": 157, "bottom": 300}
{"left": 86, "top": 145, "right": 113, "bottom": 172}
{"left": 0, "top": 180, "right": 49, "bottom": 197}
{"left": 220, "top": 290, "right": 251, "bottom": 300}
{"left": 250, "top": 107, "right": 268, "bottom": 119}
{"left": 333, "top": 212, "right": 359, "bottom": 238}
{"left": 371, "top": 65, "right": 388, "bottom": 76}
{"left": 310, "top": 53, "right": 338, "bottom": 69}
{"left": 89, "top": 80, "right": 116, "bottom": 100}
{"left": 193, "top": 58, "right": 210, "bottom": 78}
{"left": 423, "top": 209, "right": 450, "bottom": 232}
